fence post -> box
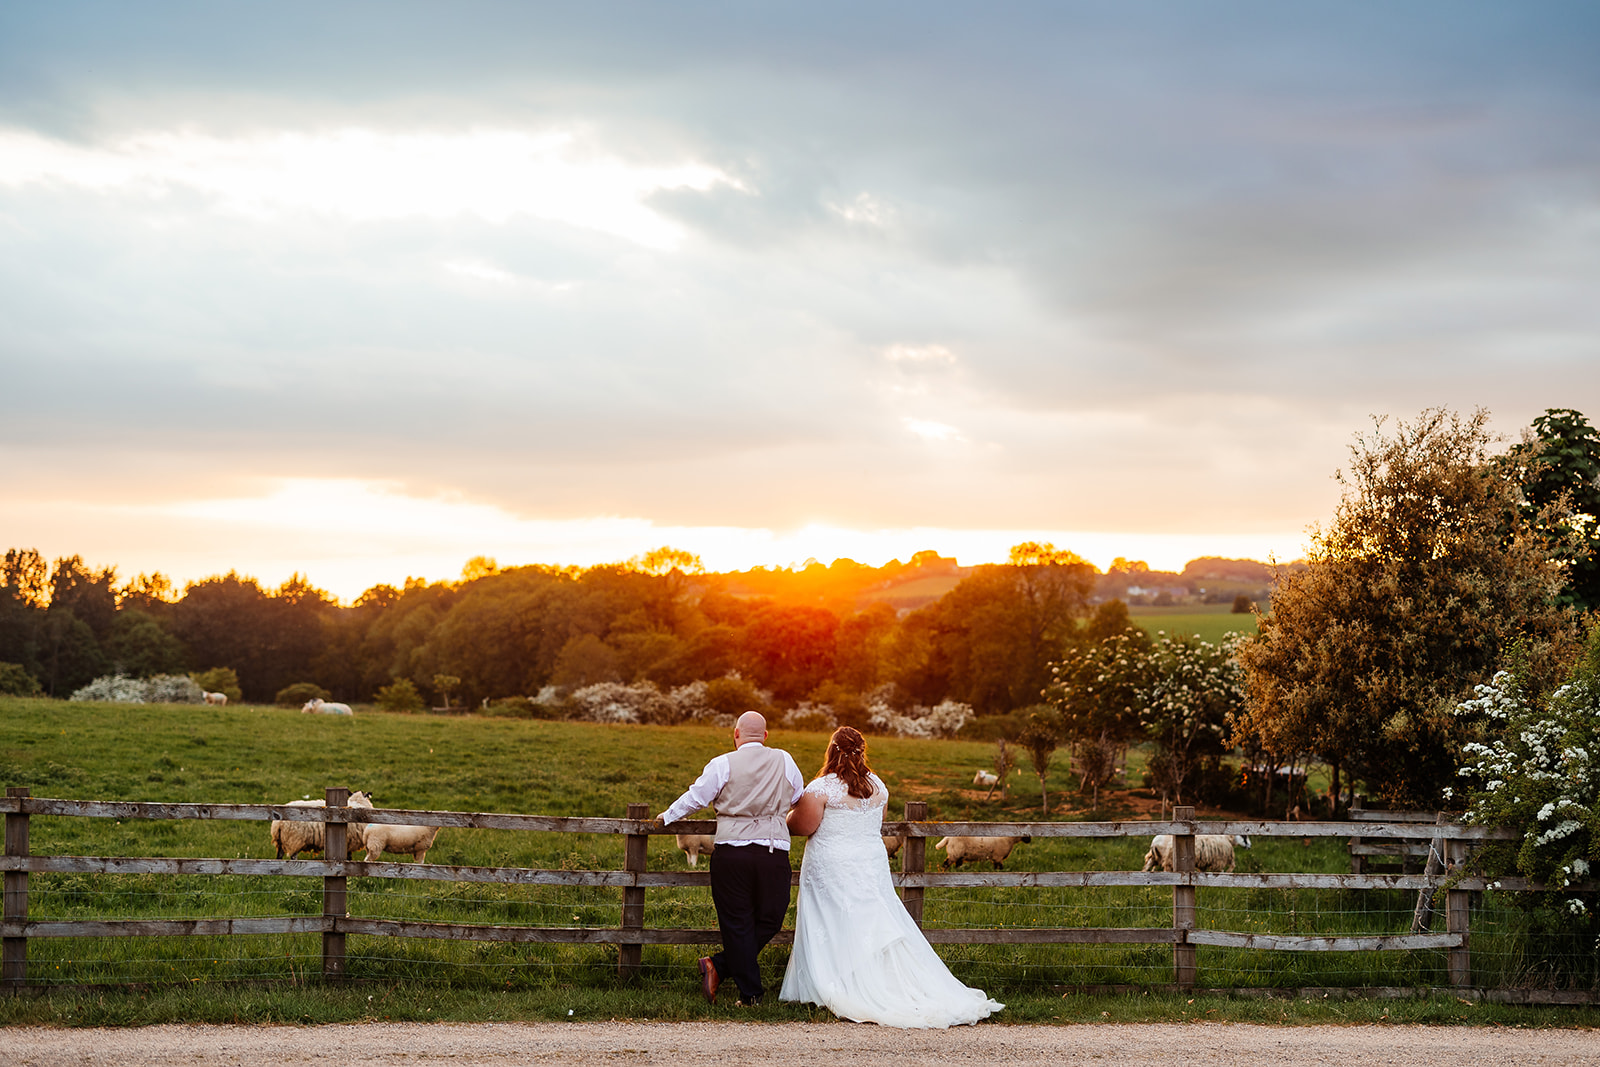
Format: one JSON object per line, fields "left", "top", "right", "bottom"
{"left": 901, "top": 800, "right": 926, "bottom": 928}
{"left": 1446, "top": 822, "right": 1471, "bottom": 987}
{"left": 1410, "top": 812, "right": 1448, "bottom": 934}
{"left": 321, "top": 787, "right": 348, "bottom": 982}
{"left": 1349, "top": 795, "right": 1365, "bottom": 874}
{"left": 1172, "top": 804, "right": 1195, "bottom": 989}
{"left": 3, "top": 787, "right": 28, "bottom": 993}
{"left": 619, "top": 802, "right": 649, "bottom": 980}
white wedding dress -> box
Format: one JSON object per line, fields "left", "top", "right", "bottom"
{"left": 778, "top": 773, "right": 1004, "bottom": 1028}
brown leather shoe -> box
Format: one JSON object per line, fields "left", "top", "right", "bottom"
{"left": 697, "top": 956, "right": 720, "bottom": 1003}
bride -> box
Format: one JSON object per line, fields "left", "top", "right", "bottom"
{"left": 778, "top": 726, "right": 1003, "bottom": 1028}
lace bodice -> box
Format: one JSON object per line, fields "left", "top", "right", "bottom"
{"left": 805, "top": 772, "right": 887, "bottom": 811}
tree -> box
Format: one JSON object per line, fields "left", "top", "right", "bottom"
{"left": 1017, "top": 707, "right": 1061, "bottom": 815}
{"left": 1235, "top": 409, "right": 1573, "bottom": 810}
{"left": 1507, "top": 408, "right": 1600, "bottom": 612}
{"left": 1140, "top": 633, "right": 1243, "bottom": 806}
{"left": 1046, "top": 628, "right": 1152, "bottom": 811}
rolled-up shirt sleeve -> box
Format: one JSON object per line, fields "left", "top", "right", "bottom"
{"left": 782, "top": 752, "right": 805, "bottom": 806}
{"left": 660, "top": 754, "right": 730, "bottom": 824}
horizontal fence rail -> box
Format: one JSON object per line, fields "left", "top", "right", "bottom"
{"left": 3, "top": 785, "right": 1583, "bottom": 1000}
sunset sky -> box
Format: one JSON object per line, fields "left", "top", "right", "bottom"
{"left": 3, "top": 3, "right": 1597, "bottom": 601}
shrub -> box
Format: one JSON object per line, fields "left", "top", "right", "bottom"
{"left": 482, "top": 696, "right": 564, "bottom": 720}
{"left": 374, "top": 678, "right": 425, "bottom": 712}
{"left": 703, "top": 674, "right": 771, "bottom": 718}
{"left": 0, "top": 662, "right": 42, "bottom": 697}
{"left": 275, "top": 682, "right": 332, "bottom": 707}
{"left": 191, "top": 667, "right": 243, "bottom": 704}
{"left": 69, "top": 674, "right": 204, "bottom": 704}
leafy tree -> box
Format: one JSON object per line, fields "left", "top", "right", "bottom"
{"left": 1046, "top": 628, "right": 1152, "bottom": 810}
{"left": 0, "top": 661, "right": 41, "bottom": 696}
{"left": 741, "top": 604, "right": 839, "bottom": 701}
{"left": 1231, "top": 594, "right": 1253, "bottom": 614}
{"left": 1140, "top": 632, "right": 1243, "bottom": 805}
{"left": 551, "top": 633, "right": 622, "bottom": 689}
{"left": 1507, "top": 408, "right": 1600, "bottom": 612}
{"left": 104, "top": 609, "right": 186, "bottom": 677}
{"left": 192, "top": 666, "right": 243, "bottom": 703}
{"left": 1235, "top": 409, "right": 1573, "bottom": 810}
{"left": 1017, "top": 706, "right": 1062, "bottom": 815}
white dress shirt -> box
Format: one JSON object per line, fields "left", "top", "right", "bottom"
{"left": 659, "top": 741, "right": 806, "bottom": 850}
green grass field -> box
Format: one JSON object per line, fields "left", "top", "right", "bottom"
{"left": 0, "top": 696, "right": 1594, "bottom": 1028}
{"left": 1129, "top": 606, "right": 1259, "bottom": 643}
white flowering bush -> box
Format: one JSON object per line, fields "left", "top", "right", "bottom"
{"left": 69, "top": 674, "right": 205, "bottom": 704}
{"left": 1138, "top": 632, "right": 1244, "bottom": 804}
{"left": 1453, "top": 636, "right": 1600, "bottom": 909}
{"left": 561, "top": 680, "right": 742, "bottom": 726}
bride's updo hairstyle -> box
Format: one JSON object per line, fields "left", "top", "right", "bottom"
{"left": 820, "top": 726, "right": 876, "bottom": 799}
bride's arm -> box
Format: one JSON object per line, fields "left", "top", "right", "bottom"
{"left": 786, "top": 792, "right": 824, "bottom": 837}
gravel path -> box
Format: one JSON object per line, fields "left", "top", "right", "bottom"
{"left": 2, "top": 1022, "right": 1595, "bottom": 1066}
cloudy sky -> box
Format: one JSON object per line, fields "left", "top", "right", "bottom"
{"left": 2, "top": 2, "right": 1597, "bottom": 600}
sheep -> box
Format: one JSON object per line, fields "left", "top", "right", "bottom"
{"left": 882, "top": 835, "right": 905, "bottom": 858}
{"left": 972, "top": 770, "right": 999, "bottom": 789}
{"left": 934, "top": 835, "right": 1031, "bottom": 870}
{"left": 675, "top": 833, "right": 717, "bottom": 867}
{"left": 362, "top": 816, "right": 443, "bottom": 863}
{"left": 271, "top": 790, "right": 373, "bottom": 859}
{"left": 302, "top": 698, "right": 354, "bottom": 715}
{"left": 1142, "top": 833, "right": 1253, "bottom": 873}
{"left": 202, "top": 691, "right": 228, "bottom": 706}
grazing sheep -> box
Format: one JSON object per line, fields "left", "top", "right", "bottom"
{"left": 302, "top": 698, "right": 354, "bottom": 715}
{"left": 882, "top": 835, "right": 905, "bottom": 858}
{"left": 362, "top": 816, "right": 443, "bottom": 863}
{"left": 972, "top": 770, "right": 999, "bottom": 789}
{"left": 675, "top": 833, "right": 717, "bottom": 867}
{"left": 271, "top": 791, "right": 373, "bottom": 859}
{"left": 933, "top": 835, "right": 1031, "bottom": 870}
{"left": 202, "top": 691, "right": 228, "bottom": 706}
{"left": 1142, "top": 833, "right": 1253, "bottom": 873}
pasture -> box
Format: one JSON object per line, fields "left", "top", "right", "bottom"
{"left": 1129, "top": 606, "right": 1260, "bottom": 644}
{"left": 0, "top": 697, "right": 1592, "bottom": 1028}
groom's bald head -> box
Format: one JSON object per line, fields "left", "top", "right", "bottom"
{"left": 734, "top": 711, "right": 768, "bottom": 746}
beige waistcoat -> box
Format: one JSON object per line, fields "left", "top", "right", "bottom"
{"left": 714, "top": 744, "right": 792, "bottom": 845}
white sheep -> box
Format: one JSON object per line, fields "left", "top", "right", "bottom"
{"left": 202, "top": 691, "right": 228, "bottom": 706}
{"left": 972, "top": 770, "right": 999, "bottom": 788}
{"left": 934, "top": 835, "right": 1031, "bottom": 869}
{"left": 302, "top": 698, "right": 354, "bottom": 715}
{"left": 882, "top": 835, "right": 905, "bottom": 858}
{"left": 1142, "top": 833, "right": 1253, "bottom": 873}
{"left": 675, "top": 833, "right": 717, "bottom": 867}
{"left": 271, "top": 791, "right": 373, "bottom": 859}
{"left": 362, "top": 815, "right": 443, "bottom": 863}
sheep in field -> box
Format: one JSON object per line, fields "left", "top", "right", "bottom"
{"left": 302, "top": 698, "right": 354, "bottom": 715}
{"left": 202, "top": 691, "right": 228, "bottom": 706}
{"left": 934, "top": 835, "right": 1031, "bottom": 869}
{"left": 1142, "top": 833, "right": 1253, "bottom": 873}
{"left": 972, "top": 770, "right": 999, "bottom": 789}
{"left": 882, "top": 835, "right": 905, "bottom": 858}
{"left": 271, "top": 791, "right": 373, "bottom": 859}
{"left": 362, "top": 816, "right": 443, "bottom": 863}
{"left": 675, "top": 833, "right": 717, "bottom": 867}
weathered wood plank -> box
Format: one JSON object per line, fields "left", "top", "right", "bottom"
{"left": 7, "top": 917, "right": 329, "bottom": 938}
{"left": 1350, "top": 810, "right": 1454, "bottom": 823}
{"left": 1187, "top": 930, "right": 1463, "bottom": 952}
{"left": 921, "top": 927, "right": 1177, "bottom": 945}
{"left": 334, "top": 920, "right": 793, "bottom": 946}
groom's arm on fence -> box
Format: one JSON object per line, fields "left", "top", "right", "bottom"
{"left": 659, "top": 754, "right": 730, "bottom": 824}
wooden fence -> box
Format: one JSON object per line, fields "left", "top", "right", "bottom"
{"left": 0, "top": 785, "right": 1559, "bottom": 997}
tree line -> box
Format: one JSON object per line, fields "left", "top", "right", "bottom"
{"left": 4, "top": 406, "right": 1596, "bottom": 819}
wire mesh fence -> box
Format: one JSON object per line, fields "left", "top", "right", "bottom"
{"left": 5, "top": 791, "right": 1598, "bottom": 998}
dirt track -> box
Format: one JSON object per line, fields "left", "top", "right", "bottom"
{"left": 1, "top": 1021, "right": 1595, "bottom": 1066}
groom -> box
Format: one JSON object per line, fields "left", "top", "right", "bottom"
{"left": 659, "top": 710, "right": 804, "bottom": 1005}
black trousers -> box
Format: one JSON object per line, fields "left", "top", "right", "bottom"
{"left": 708, "top": 843, "right": 792, "bottom": 1001}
